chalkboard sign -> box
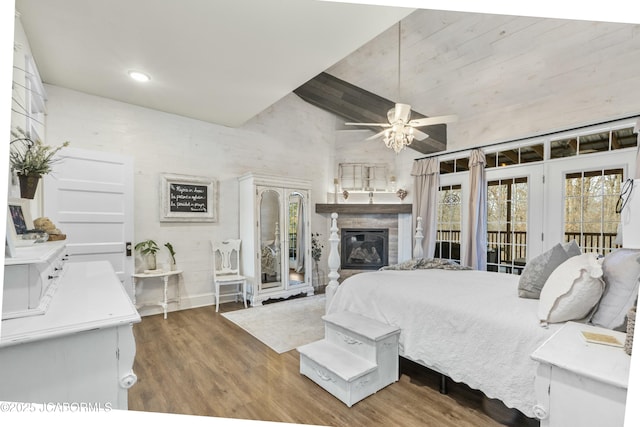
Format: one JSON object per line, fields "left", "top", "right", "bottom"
{"left": 160, "top": 173, "right": 217, "bottom": 222}
{"left": 169, "top": 183, "right": 208, "bottom": 213}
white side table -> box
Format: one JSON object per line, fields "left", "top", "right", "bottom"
{"left": 131, "top": 269, "right": 183, "bottom": 319}
{"left": 531, "top": 321, "right": 630, "bottom": 427}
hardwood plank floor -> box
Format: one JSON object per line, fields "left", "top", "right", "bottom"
{"left": 129, "top": 302, "right": 539, "bottom": 426}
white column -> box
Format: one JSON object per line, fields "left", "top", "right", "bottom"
{"left": 325, "top": 212, "right": 340, "bottom": 313}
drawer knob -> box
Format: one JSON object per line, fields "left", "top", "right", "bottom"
{"left": 533, "top": 404, "right": 548, "bottom": 420}
{"left": 120, "top": 372, "right": 138, "bottom": 389}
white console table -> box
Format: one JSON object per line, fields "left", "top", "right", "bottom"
{"left": 132, "top": 269, "right": 183, "bottom": 319}
{"left": 531, "top": 321, "right": 630, "bottom": 427}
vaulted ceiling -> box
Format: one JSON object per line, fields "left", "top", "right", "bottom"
{"left": 13, "top": 1, "right": 640, "bottom": 155}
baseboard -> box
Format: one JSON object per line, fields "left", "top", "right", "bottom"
{"left": 137, "top": 292, "right": 224, "bottom": 317}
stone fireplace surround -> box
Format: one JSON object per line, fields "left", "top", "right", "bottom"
{"left": 316, "top": 204, "right": 413, "bottom": 282}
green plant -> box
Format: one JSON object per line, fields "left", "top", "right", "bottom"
{"left": 10, "top": 127, "right": 70, "bottom": 176}
{"left": 135, "top": 239, "right": 159, "bottom": 256}
{"left": 164, "top": 242, "right": 176, "bottom": 264}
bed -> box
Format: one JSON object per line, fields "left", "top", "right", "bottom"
{"left": 326, "top": 267, "right": 560, "bottom": 417}
{"left": 322, "top": 214, "right": 640, "bottom": 419}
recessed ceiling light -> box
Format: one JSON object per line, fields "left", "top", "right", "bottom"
{"left": 128, "top": 70, "right": 151, "bottom": 82}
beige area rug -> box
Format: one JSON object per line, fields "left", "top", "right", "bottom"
{"left": 221, "top": 294, "right": 325, "bottom": 354}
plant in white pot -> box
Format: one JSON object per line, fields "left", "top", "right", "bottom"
{"left": 10, "top": 127, "right": 70, "bottom": 199}
{"left": 135, "top": 239, "right": 160, "bottom": 271}
{"left": 164, "top": 242, "right": 177, "bottom": 270}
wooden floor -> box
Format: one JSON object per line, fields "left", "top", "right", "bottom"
{"left": 129, "top": 301, "right": 539, "bottom": 427}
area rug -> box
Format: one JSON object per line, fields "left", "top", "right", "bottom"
{"left": 221, "top": 294, "right": 325, "bottom": 354}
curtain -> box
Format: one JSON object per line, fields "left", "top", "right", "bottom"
{"left": 635, "top": 118, "right": 640, "bottom": 179}
{"left": 463, "top": 149, "right": 487, "bottom": 270}
{"left": 411, "top": 158, "right": 440, "bottom": 258}
{"left": 295, "top": 196, "right": 305, "bottom": 273}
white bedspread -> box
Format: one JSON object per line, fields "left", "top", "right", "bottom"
{"left": 326, "top": 269, "right": 561, "bottom": 417}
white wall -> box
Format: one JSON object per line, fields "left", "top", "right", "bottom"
{"left": 43, "top": 86, "right": 336, "bottom": 314}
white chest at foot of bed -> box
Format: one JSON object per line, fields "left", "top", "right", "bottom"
{"left": 298, "top": 311, "right": 400, "bottom": 407}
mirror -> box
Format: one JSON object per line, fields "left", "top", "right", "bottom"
{"left": 259, "top": 189, "right": 281, "bottom": 289}
{"left": 288, "top": 192, "right": 305, "bottom": 285}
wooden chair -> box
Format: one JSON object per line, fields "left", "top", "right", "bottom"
{"left": 212, "top": 239, "right": 247, "bottom": 312}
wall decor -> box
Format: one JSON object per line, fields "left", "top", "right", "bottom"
{"left": 160, "top": 173, "right": 217, "bottom": 222}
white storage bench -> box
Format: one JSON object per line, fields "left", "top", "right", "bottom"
{"left": 298, "top": 311, "right": 400, "bottom": 407}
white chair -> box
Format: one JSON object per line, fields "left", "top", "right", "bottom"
{"left": 212, "top": 239, "right": 247, "bottom": 312}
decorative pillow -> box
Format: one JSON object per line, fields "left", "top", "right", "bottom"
{"left": 562, "top": 240, "right": 582, "bottom": 258}
{"left": 518, "top": 243, "right": 570, "bottom": 299}
{"left": 591, "top": 249, "right": 640, "bottom": 329}
{"left": 538, "top": 253, "right": 605, "bottom": 325}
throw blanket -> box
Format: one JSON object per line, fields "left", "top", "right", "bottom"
{"left": 380, "top": 257, "right": 472, "bottom": 271}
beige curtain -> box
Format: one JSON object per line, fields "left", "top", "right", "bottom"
{"left": 463, "top": 149, "right": 487, "bottom": 270}
{"left": 634, "top": 118, "right": 640, "bottom": 179}
{"left": 411, "top": 158, "right": 440, "bottom": 258}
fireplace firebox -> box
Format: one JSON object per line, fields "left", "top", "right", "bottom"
{"left": 341, "top": 228, "right": 389, "bottom": 270}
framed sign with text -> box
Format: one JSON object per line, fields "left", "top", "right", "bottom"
{"left": 160, "top": 173, "right": 217, "bottom": 222}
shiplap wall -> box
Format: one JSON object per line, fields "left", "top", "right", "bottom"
{"left": 43, "top": 86, "right": 336, "bottom": 314}
{"left": 328, "top": 9, "right": 640, "bottom": 152}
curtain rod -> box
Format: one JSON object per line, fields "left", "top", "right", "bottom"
{"left": 415, "top": 114, "right": 640, "bottom": 161}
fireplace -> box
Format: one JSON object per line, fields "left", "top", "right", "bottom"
{"left": 341, "top": 228, "right": 389, "bottom": 270}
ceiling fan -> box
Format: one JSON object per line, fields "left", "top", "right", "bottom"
{"left": 345, "top": 105, "right": 457, "bottom": 142}
{"left": 344, "top": 20, "right": 457, "bottom": 152}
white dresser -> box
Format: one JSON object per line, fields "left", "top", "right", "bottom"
{"left": 531, "top": 321, "right": 630, "bottom": 427}
{"left": 0, "top": 259, "right": 141, "bottom": 409}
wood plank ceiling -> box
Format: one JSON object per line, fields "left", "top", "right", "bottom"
{"left": 294, "top": 72, "right": 448, "bottom": 155}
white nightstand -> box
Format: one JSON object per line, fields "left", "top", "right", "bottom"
{"left": 531, "top": 321, "right": 630, "bottom": 427}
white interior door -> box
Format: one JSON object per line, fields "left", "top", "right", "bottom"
{"left": 43, "top": 148, "right": 134, "bottom": 293}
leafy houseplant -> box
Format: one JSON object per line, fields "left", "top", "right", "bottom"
{"left": 164, "top": 242, "right": 177, "bottom": 270}
{"left": 10, "top": 127, "right": 70, "bottom": 199}
{"left": 135, "top": 239, "right": 160, "bottom": 271}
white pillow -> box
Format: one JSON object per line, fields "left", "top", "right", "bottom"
{"left": 538, "top": 253, "right": 605, "bottom": 325}
{"left": 591, "top": 249, "right": 640, "bottom": 329}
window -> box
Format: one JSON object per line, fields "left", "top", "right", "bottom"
{"left": 564, "top": 168, "right": 622, "bottom": 255}
{"left": 487, "top": 178, "right": 528, "bottom": 273}
{"left": 436, "top": 184, "right": 462, "bottom": 260}
{"left": 339, "top": 163, "right": 388, "bottom": 191}
{"left": 550, "top": 126, "right": 636, "bottom": 159}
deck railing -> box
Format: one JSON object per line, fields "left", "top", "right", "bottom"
{"left": 436, "top": 230, "right": 619, "bottom": 266}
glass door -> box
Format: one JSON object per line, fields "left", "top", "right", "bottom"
{"left": 287, "top": 190, "right": 308, "bottom": 286}
{"left": 258, "top": 187, "right": 283, "bottom": 291}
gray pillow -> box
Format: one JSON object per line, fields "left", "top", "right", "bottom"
{"left": 518, "top": 243, "right": 570, "bottom": 299}
{"left": 562, "top": 240, "right": 582, "bottom": 258}
{"left": 591, "top": 249, "right": 640, "bottom": 329}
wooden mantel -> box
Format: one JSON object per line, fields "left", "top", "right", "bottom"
{"left": 315, "top": 204, "right": 412, "bottom": 214}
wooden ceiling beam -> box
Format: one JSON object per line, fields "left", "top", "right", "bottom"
{"left": 294, "top": 72, "right": 447, "bottom": 155}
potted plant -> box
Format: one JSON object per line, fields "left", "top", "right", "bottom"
{"left": 10, "top": 127, "right": 70, "bottom": 199}
{"left": 135, "top": 239, "right": 160, "bottom": 271}
{"left": 164, "top": 242, "right": 177, "bottom": 270}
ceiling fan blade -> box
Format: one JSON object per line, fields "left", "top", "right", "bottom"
{"left": 412, "top": 128, "right": 430, "bottom": 140}
{"left": 365, "top": 129, "right": 388, "bottom": 141}
{"left": 388, "top": 103, "right": 412, "bottom": 123}
{"left": 408, "top": 114, "right": 458, "bottom": 127}
{"left": 345, "top": 122, "right": 391, "bottom": 127}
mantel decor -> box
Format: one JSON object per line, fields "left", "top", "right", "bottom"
{"left": 160, "top": 173, "right": 217, "bottom": 222}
